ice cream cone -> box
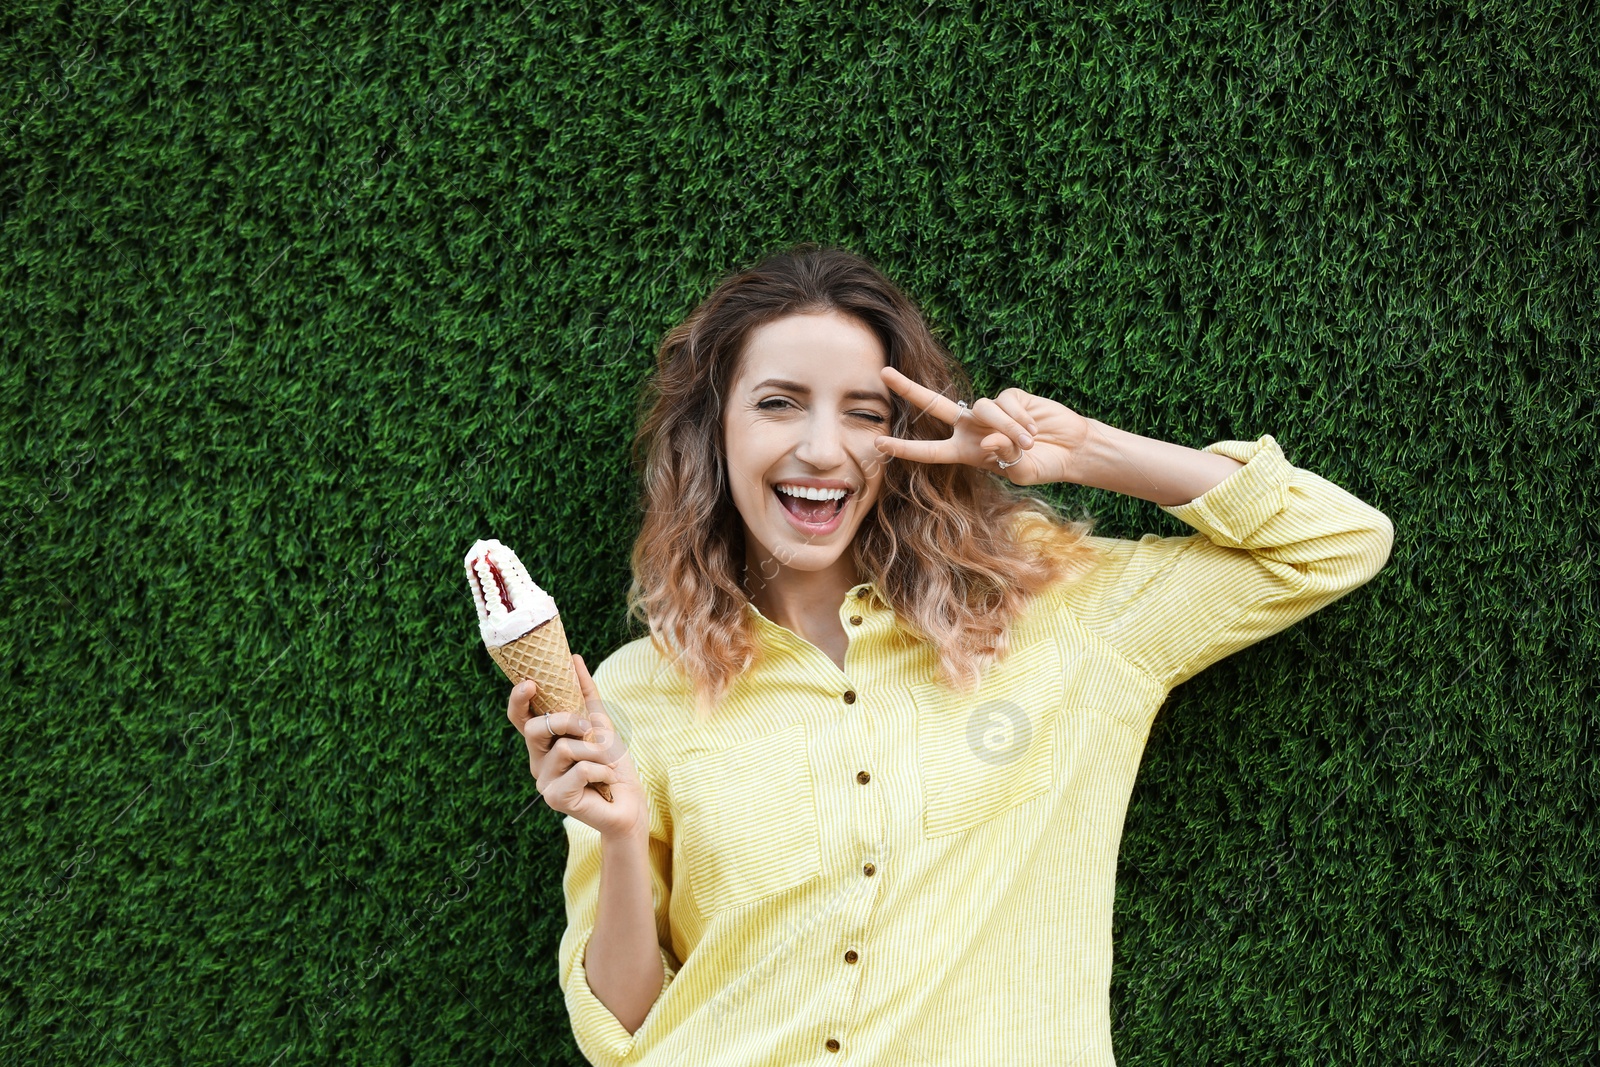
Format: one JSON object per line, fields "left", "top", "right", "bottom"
{"left": 465, "top": 539, "right": 613, "bottom": 803}
{"left": 486, "top": 612, "right": 580, "bottom": 713}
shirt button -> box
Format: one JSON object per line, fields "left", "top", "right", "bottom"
{"left": 843, "top": 690, "right": 856, "bottom": 704}
{"left": 844, "top": 949, "right": 858, "bottom": 964}
{"left": 849, "top": 615, "right": 862, "bottom": 625}
{"left": 825, "top": 1038, "right": 841, "bottom": 1052}
{"left": 856, "top": 770, "right": 870, "bottom": 784}
{"left": 862, "top": 862, "right": 875, "bottom": 876}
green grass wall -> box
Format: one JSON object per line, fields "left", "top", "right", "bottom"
{"left": 2, "top": 1, "right": 1595, "bottom": 1063}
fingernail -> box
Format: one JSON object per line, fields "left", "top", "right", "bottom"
{"left": 1019, "top": 434, "right": 1033, "bottom": 448}
{"left": 578, "top": 718, "right": 591, "bottom": 732}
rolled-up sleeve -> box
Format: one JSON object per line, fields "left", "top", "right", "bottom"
{"left": 1069, "top": 433, "right": 1394, "bottom": 690}
{"left": 557, "top": 737, "right": 678, "bottom": 1065}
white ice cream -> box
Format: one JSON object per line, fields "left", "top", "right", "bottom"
{"left": 463, "top": 538, "right": 559, "bottom": 647}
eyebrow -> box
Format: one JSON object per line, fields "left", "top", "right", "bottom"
{"left": 752, "top": 378, "right": 893, "bottom": 405}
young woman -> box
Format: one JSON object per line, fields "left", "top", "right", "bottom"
{"left": 505, "top": 244, "right": 1393, "bottom": 1065}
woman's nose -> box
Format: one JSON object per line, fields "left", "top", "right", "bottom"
{"left": 794, "top": 414, "right": 849, "bottom": 466}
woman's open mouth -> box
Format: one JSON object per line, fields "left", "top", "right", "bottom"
{"left": 773, "top": 485, "right": 853, "bottom": 534}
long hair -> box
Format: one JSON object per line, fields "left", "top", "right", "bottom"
{"left": 624, "top": 242, "right": 1103, "bottom": 720}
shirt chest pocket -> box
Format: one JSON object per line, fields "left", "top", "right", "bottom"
{"left": 667, "top": 722, "right": 824, "bottom": 917}
{"left": 909, "top": 637, "right": 1066, "bottom": 839}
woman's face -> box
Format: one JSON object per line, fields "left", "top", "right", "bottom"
{"left": 723, "top": 310, "right": 894, "bottom": 579}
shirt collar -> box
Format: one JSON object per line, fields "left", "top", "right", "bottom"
{"left": 742, "top": 583, "right": 883, "bottom": 628}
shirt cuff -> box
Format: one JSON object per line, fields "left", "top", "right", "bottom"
{"left": 563, "top": 926, "right": 677, "bottom": 1063}
{"left": 1156, "top": 433, "right": 1293, "bottom": 547}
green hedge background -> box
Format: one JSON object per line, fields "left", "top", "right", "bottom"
{"left": 3, "top": 1, "right": 1595, "bottom": 1063}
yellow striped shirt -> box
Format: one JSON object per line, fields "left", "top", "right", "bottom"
{"left": 560, "top": 433, "right": 1394, "bottom": 1065}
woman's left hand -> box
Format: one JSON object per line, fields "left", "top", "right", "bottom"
{"left": 870, "top": 366, "right": 1093, "bottom": 486}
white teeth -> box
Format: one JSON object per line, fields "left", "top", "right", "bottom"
{"left": 776, "top": 484, "right": 849, "bottom": 501}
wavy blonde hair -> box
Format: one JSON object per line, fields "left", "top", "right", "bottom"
{"left": 624, "top": 242, "right": 1103, "bottom": 720}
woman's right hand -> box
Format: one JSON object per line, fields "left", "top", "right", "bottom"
{"left": 506, "top": 653, "right": 647, "bottom": 841}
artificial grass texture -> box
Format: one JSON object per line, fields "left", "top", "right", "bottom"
{"left": 2, "top": 0, "right": 1595, "bottom": 1063}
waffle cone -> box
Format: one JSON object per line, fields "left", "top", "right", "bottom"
{"left": 487, "top": 612, "right": 612, "bottom": 802}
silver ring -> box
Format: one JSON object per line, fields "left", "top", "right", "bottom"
{"left": 544, "top": 715, "right": 555, "bottom": 737}
{"left": 997, "top": 454, "right": 1021, "bottom": 469}
{"left": 955, "top": 399, "right": 971, "bottom": 418}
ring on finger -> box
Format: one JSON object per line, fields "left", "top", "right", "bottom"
{"left": 545, "top": 715, "right": 555, "bottom": 737}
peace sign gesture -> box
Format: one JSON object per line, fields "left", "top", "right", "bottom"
{"left": 872, "top": 366, "right": 1092, "bottom": 486}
